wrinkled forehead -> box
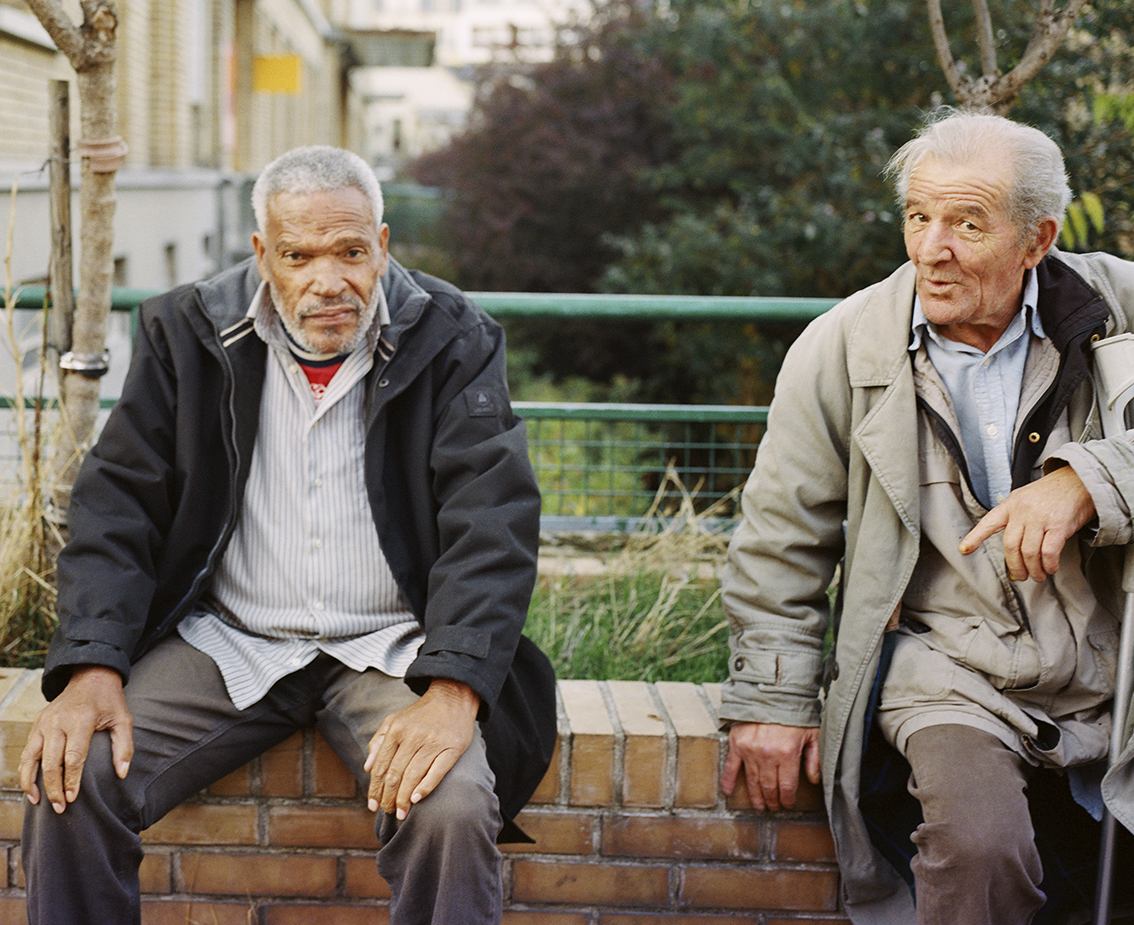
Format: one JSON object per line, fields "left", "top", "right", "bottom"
{"left": 904, "top": 151, "right": 1015, "bottom": 214}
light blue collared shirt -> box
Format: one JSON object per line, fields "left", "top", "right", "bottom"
{"left": 910, "top": 270, "right": 1042, "bottom": 509}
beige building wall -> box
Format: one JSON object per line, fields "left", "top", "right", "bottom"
{"left": 0, "top": 2, "right": 74, "bottom": 166}
{"left": 1, "top": 0, "right": 352, "bottom": 174}
{"left": 115, "top": 0, "right": 151, "bottom": 168}
{"left": 0, "top": 0, "right": 366, "bottom": 288}
{"left": 233, "top": 0, "right": 347, "bottom": 172}
{"left": 147, "top": 0, "right": 194, "bottom": 168}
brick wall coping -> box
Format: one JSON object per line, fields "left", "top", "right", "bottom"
{"left": 0, "top": 667, "right": 847, "bottom": 924}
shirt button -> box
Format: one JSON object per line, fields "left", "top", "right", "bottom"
{"left": 733, "top": 656, "right": 745, "bottom": 672}
{"left": 986, "top": 425, "right": 998, "bottom": 437}
{"left": 313, "top": 477, "right": 323, "bottom": 488}
{"left": 313, "top": 601, "right": 325, "bottom": 611}
{"left": 313, "top": 538, "right": 323, "bottom": 549}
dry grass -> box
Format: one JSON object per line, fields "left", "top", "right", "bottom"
{"left": 528, "top": 467, "right": 736, "bottom": 683}
{"left": 0, "top": 178, "right": 63, "bottom": 666}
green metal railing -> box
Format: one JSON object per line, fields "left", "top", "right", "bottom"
{"left": 4, "top": 287, "right": 833, "bottom": 527}
{"left": 518, "top": 402, "right": 768, "bottom": 531}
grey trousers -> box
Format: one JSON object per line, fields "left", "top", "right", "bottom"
{"left": 906, "top": 724, "right": 1044, "bottom": 925}
{"left": 23, "top": 635, "right": 503, "bottom": 925}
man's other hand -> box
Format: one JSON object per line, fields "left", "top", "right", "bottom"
{"left": 19, "top": 665, "right": 134, "bottom": 813}
{"left": 364, "top": 678, "right": 479, "bottom": 820}
{"left": 721, "top": 721, "right": 821, "bottom": 812}
{"left": 959, "top": 465, "right": 1096, "bottom": 582}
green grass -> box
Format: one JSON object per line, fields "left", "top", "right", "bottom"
{"left": 527, "top": 567, "right": 728, "bottom": 683}
{"left": 527, "top": 476, "right": 734, "bottom": 683}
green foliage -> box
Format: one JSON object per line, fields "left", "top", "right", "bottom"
{"left": 408, "top": 0, "right": 675, "bottom": 293}
{"left": 1008, "top": 3, "right": 1134, "bottom": 257}
{"left": 604, "top": 0, "right": 931, "bottom": 300}
{"left": 414, "top": 0, "right": 1134, "bottom": 406}
{"left": 1061, "top": 191, "right": 1106, "bottom": 250}
{"left": 1093, "top": 91, "right": 1134, "bottom": 131}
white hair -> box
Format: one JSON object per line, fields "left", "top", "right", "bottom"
{"left": 251, "top": 145, "right": 384, "bottom": 231}
{"left": 885, "top": 108, "right": 1072, "bottom": 238}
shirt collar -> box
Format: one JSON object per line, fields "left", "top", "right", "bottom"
{"left": 909, "top": 267, "right": 1044, "bottom": 353}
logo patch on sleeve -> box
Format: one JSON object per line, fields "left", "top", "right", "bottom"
{"left": 466, "top": 388, "right": 500, "bottom": 417}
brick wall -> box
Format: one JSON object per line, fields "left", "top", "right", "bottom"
{"left": 0, "top": 668, "right": 848, "bottom": 924}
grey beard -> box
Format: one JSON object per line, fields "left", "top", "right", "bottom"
{"left": 269, "top": 280, "right": 380, "bottom": 356}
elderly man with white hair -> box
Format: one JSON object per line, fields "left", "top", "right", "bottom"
{"left": 19, "top": 145, "right": 556, "bottom": 925}
{"left": 719, "top": 109, "right": 1134, "bottom": 925}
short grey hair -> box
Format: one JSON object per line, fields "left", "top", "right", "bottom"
{"left": 885, "top": 108, "right": 1072, "bottom": 238}
{"left": 251, "top": 145, "right": 384, "bottom": 232}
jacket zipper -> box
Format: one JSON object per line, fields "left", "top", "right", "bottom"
{"left": 161, "top": 311, "right": 246, "bottom": 632}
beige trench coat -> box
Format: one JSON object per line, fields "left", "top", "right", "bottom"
{"left": 720, "top": 251, "right": 1134, "bottom": 924}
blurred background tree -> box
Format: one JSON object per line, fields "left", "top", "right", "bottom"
{"left": 409, "top": 0, "right": 675, "bottom": 294}
{"left": 410, "top": 0, "right": 1134, "bottom": 406}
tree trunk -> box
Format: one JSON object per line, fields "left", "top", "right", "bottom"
{"left": 25, "top": 0, "right": 123, "bottom": 529}
{"left": 54, "top": 64, "right": 121, "bottom": 517}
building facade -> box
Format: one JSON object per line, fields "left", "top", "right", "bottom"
{"left": 345, "top": 0, "right": 591, "bottom": 175}
{"left": 0, "top": 0, "right": 363, "bottom": 291}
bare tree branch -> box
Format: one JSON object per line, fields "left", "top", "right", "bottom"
{"left": 926, "top": 0, "right": 1090, "bottom": 113}
{"left": 973, "top": 0, "right": 998, "bottom": 77}
{"left": 23, "top": 0, "right": 122, "bottom": 527}
{"left": 999, "top": 0, "right": 1089, "bottom": 99}
{"left": 23, "top": 0, "right": 83, "bottom": 62}
{"left": 926, "top": 0, "right": 966, "bottom": 100}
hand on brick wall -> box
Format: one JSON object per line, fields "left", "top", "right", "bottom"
{"left": 721, "top": 721, "right": 821, "bottom": 812}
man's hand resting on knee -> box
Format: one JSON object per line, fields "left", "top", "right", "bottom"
{"left": 365, "top": 678, "right": 480, "bottom": 820}
{"left": 721, "top": 721, "right": 821, "bottom": 812}
{"left": 19, "top": 666, "right": 134, "bottom": 814}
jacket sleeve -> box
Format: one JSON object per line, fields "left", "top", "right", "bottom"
{"left": 718, "top": 310, "right": 853, "bottom": 729}
{"left": 1047, "top": 436, "right": 1134, "bottom": 548}
{"left": 1044, "top": 251, "right": 1134, "bottom": 549}
{"left": 42, "top": 299, "right": 183, "bottom": 700}
{"left": 402, "top": 309, "right": 541, "bottom": 717}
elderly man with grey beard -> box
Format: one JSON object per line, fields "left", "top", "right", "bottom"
{"left": 719, "top": 110, "right": 1134, "bottom": 925}
{"left": 19, "top": 145, "right": 556, "bottom": 925}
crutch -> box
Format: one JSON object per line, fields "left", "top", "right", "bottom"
{"left": 1092, "top": 332, "right": 1134, "bottom": 925}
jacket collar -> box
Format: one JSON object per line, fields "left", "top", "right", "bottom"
{"left": 194, "top": 256, "right": 263, "bottom": 334}
{"left": 1034, "top": 251, "right": 1111, "bottom": 349}
{"left": 188, "top": 255, "right": 437, "bottom": 362}
{"left": 380, "top": 257, "right": 434, "bottom": 346}
{"left": 846, "top": 262, "right": 918, "bottom": 387}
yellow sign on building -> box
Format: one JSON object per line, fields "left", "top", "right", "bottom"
{"left": 253, "top": 55, "right": 303, "bottom": 94}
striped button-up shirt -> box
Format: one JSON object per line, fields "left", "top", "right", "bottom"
{"left": 178, "top": 282, "right": 424, "bottom": 710}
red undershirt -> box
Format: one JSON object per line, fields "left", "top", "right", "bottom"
{"left": 294, "top": 355, "right": 345, "bottom": 401}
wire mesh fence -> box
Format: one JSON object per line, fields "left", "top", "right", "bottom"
{"left": 517, "top": 402, "right": 766, "bottom": 531}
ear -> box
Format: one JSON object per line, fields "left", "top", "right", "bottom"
{"left": 377, "top": 223, "right": 390, "bottom": 276}
{"left": 252, "top": 231, "right": 269, "bottom": 281}
{"left": 1025, "top": 217, "right": 1059, "bottom": 268}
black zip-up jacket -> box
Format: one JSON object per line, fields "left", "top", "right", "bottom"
{"left": 44, "top": 256, "right": 556, "bottom": 823}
